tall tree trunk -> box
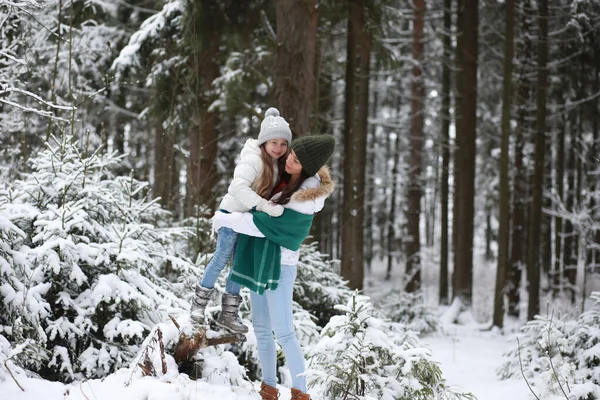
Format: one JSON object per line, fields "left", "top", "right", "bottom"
{"left": 563, "top": 125, "right": 576, "bottom": 301}
{"left": 439, "top": 0, "right": 452, "bottom": 305}
{"left": 405, "top": 0, "right": 425, "bottom": 293}
{"left": 341, "top": 0, "right": 371, "bottom": 290}
{"left": 507, "top": 1, "right": 533, "bottom": 318}
{"left": 492, "top": 0, "right": 515, "bottom": 329}
{"left": 365, "top": 64, "right": 380, "bottom": 271}
{"left": 273, "top": 0, "right": 318, "bottom": 135}
{"left": 589, "top": 39, "right": 599, "bottom": 283}
{"left": 526, "top": 0, "right": 548, "bottom": 320}
{"left": 387, "top": 131, "right": 401, "bottom": 281}
{"left": 554, "top": 114, "right": 566, "bottom": 296}
{"left": 453, "top": 0, "right": 478, "bottom": 305}
{"left": 185, "top": 2, "right": 221, "bottom": 217}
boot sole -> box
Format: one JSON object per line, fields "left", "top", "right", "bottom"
{"left": 214, "top": 320, "right": 249, "bottom": 334}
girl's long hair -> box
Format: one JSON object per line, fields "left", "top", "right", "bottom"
{"left": 271, "top": 170, "right": 310, "bottom": 205}
{"left": 252, "top": 144, "right": 288, "bottom": 199}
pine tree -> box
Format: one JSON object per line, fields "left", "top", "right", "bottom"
{"left": 306, "top": 292, "right": 473, "bottom": 400}
{"left": 0, "top": 135, "right": 193, "bottom": 381}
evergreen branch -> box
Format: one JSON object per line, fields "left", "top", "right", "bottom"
{"left": 517, "top": 337, "right": 540, "bottom": 400}
{"left": 4, "top": 357, "right": 25, "bottom": 392}
{"left": 546, "top": 314, "right": 570, "bottom": 399}
{"left": 0, "top": 98, "right": 70, "bottom": 122}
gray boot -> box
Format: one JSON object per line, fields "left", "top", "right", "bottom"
{"left": 215, "top": 293, "right": 249, "bottom": 333}
{"left": 190, "top": 285, "right": 214, "bottom": 325}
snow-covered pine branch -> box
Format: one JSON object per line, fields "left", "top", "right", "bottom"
{"left": 0, "top": 134, "right": 195, "bottom": 381}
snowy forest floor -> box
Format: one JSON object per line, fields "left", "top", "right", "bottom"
{"left": 0, "top": 324, "right": 533, "bottom": 400}
{"left": 4, "top": 252, "right": 580, "bottom": 400}
{"left": 365, "top": 256, "right": 533, "bottom": 400}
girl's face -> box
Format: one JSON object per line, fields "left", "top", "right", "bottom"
{"left": 285, "top": 150, "right": 303, "bottom": 175}
{"left": 264, "top": 139, "right": 288, "bottom": 159}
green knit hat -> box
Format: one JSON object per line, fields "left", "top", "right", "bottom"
{"left": 291, "top": 134, "right": 335, "bottom": 176}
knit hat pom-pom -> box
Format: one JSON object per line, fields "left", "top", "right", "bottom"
{"left": 265, "top": 107, "right": 280, "bottom": 118}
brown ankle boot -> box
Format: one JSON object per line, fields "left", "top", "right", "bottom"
{"left": 259, "top": 382, "right": 279, "bottom": 400}
{"left": 290, "top": 388, "right": 310, "bottom": 400}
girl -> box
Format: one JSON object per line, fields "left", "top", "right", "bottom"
{"left": 190, "top": 107, "right": 292, "bottom": 333}
{"left": 213, "top": 134, "right": 336, "bottom": 400}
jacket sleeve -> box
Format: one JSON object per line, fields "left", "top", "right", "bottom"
{"left": 213, "top": 211, "right": 265, "bottom": 238}
{"left": 285, "top": 196, "right": 325, "bottom": 215}
{"left": 227, "top": 153, "right": 265, "bottom": 210}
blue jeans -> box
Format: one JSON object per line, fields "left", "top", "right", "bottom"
{"left": 200, "top": 227, "right": 241, "bottom": 294}
{"left": 251, "top": 265, "right": 307, "bottom": 392}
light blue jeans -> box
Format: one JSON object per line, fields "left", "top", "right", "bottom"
{"left": 200, "top": 227, "right": 241, "bottom": 294}
{"left": 251, "top": 265, "right": 307, "bottom": 392}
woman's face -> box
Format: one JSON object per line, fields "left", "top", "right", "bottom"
{"left": 264, "top": 139, "right": 289, "bottom": 159}
{"left": 285, "top": 150, "right": 303, "bottom": 175}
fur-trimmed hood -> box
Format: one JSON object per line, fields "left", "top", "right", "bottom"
{"left": 291, "top": 166, "right": 335, "bottom": 202}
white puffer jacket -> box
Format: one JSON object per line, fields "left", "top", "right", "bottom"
{"left": 213, "top": 167, "right": 335, "bottom": 265}
{"left": 219, "top": 138, "right": 278, "bottom": 213}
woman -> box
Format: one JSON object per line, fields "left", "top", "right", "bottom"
{"left": 214, "top": 134, "right": 335, "bottom": 400}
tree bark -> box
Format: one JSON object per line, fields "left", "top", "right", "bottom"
{"left": 405, "top": 0, "right": 425, "bottom": 293}
{"left": 185, "top": 2, "right": 221, "bottom": 217}
{"left": 439, "top": 0, "right": 452, "bottom": 305}
{"left": 526, "top": 0, "right": 548, "bottom": 320}
{"left": 554, "top": 115, "right": 566, "bottom": 296}
{"left": 492, "top": 0, "right": 514, "bottom": 329}
{"left": 341, "top": 0, "right": 371, "bottom": 290}
{"left": 453, "top": 0, "right": 478, "bottom": 305}
{"left": 273, "top": 0, "right": 318, "bottom": 136}
{"left": 507, "top": 1, "right": 533, "bottom": 318}
{"left": 387, "top": 128, "right": 401, "bottom": 281}
{"left": 563, "top": 124, "right": 576, "bottom": 301}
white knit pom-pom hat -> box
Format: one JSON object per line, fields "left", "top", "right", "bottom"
{"left": 257, "top": 107, "right": 292, "bottom": 146}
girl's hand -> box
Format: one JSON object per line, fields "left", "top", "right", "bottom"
{"left": 256, "top": 199, "right": 284, "bottom": 217}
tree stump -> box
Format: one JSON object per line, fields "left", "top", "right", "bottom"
{"left": 173, "top": 325, "right": 246, "bottom": 365}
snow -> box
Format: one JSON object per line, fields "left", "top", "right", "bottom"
{"left": 425, "top": 325, "right": 532, "bottom": 400}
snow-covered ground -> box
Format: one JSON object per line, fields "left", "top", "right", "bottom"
{"left": 0, "top": 323, "right": 533, "bottom": 400}
{"left": 425, "top": 325, "right": 531, "bottom": 400}
{"left": 3, "top": 250, "right": 586, "bottom": 400}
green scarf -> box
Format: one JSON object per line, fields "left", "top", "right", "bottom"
{"left": 230, "top": 208, "right": 314, "bottom": 294}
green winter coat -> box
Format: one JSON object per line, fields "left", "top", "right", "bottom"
{"left": 230, "top": 208, "right": 314, "bottom": 294}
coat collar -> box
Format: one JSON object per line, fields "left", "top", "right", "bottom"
{"left": 291, "top": 166, "right": 335, "bottom": 202}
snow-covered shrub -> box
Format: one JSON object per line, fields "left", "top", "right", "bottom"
{"left": 499, "top": 292, "right": 600, "bottom": 400}
{"left": 295, "top": 242, "right": 353, "bottom": 327}
{"left": 378, "top": 291, "right": 439, "bottom": 335}
{"left": 0, "top": 135, "right": 194, "bottom": 381}
{"left": 306, "top": 292, "right": 474, "bottom": 400}
{"left": 0, "top": 334, "right": 30, "bottom": 390}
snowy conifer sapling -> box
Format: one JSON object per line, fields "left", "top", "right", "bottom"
{"left": 305, "top": 292, "right": 474, "bottom": 400}
{"left": 0, "top": 135, "right": 190, "bottom": 381}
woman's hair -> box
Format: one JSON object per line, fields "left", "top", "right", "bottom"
{"left": 271, "top": 170, "right": 310, "bottom": 205}
{"left": 252, "top": 144, "right": 288, "bottom": 199}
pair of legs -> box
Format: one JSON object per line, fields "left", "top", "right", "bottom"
{"left": 251, "top": 265, "right": 307, "bottom": 393}
{"left": 192, "top": 227, "right": 246, "bottom": 332}
{"left": 200, "top": 226, "right": 241, "bottom": 294}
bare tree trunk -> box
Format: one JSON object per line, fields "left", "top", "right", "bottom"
{"left": 365, "top": 64, "right": 380, "bottom": 271}
{"left": 185, "top": 2, "right": 221, "bottom": 217}
{"left": 273, "top": 0, "right": 318, "bottom": 135}
{"left": 564, "top": 125, "right": 576, "bottom": 302}
{"left": 492, "top": 0, "right": 514, "bottom": 329}
{"left": 439, "top": 0, "right": 452, "bottom": 305}
{"left": 589, "top": 41, "right": 600, "bottom": 284}
{"left": 507, "top": 1, "right": 533, "bottom": 318}
{"left": 553, "top": 115, "right": 566, "bottom": 296}
{"left": 526, "top": 0, "right": 548, "bottom": 320}
{"left": 405, "top": 0, "right": 425, "bottom": 293}
{"left": 386, "top": 126, "right": 401, "bottom": 281}
{"left": 341, "top": 0, "right": 371, "bottom": 290}
{"left": 453, "top": 0, "right": 478, "bottom": 305}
